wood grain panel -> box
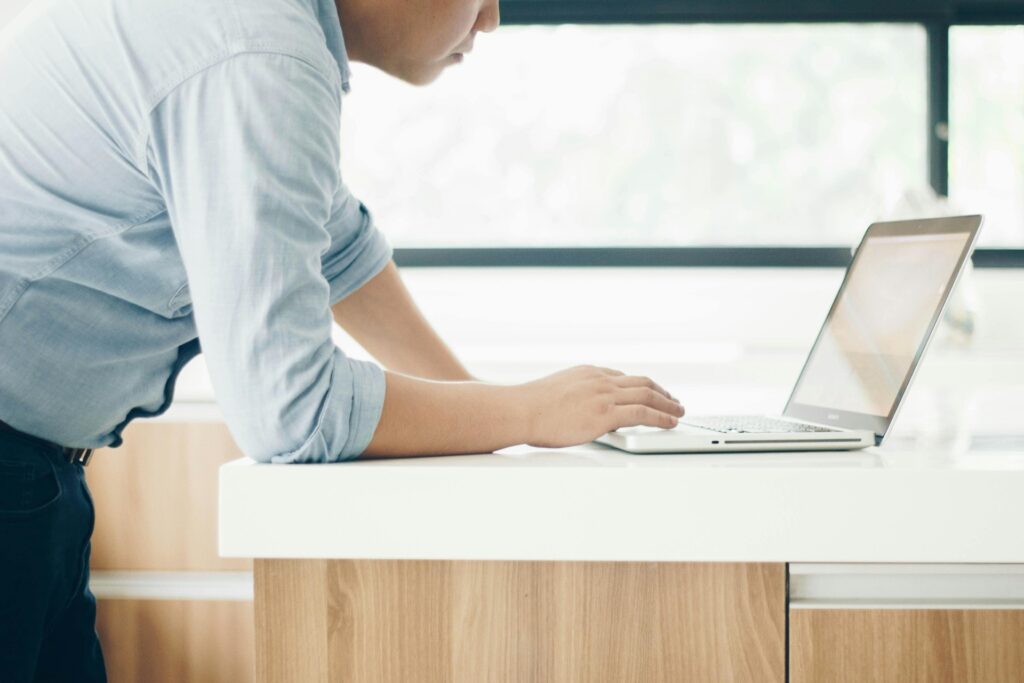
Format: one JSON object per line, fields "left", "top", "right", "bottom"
{"left": 256, "top": 560, "right": 785, "bottom": 683}
{"left": 791, "top": 609, "right": 1024, "bottom": 683}
{"left": 254, "top": 560, "right": 330, "bottom": 683}
{"left": 96, "top": 599, "right": 254, "bottom": 683}
{"left": 86, "top": 421, "right": 250, "bottom": 571}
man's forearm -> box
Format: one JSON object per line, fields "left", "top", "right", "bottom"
{"left": 362, "top": 371, "right": 524, "bottom": 457}
{"left": 331, "top": 260, "right": 475, "bottom": 381}
{"left": 361, "top": 364, "right": 685, "bottom": 458}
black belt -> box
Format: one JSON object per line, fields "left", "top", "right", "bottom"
{"left": 0, "top": 419, "right": 94, "bottom": 466}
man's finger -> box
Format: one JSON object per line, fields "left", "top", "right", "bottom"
{"left": 611, "top": 375, "right": 674, "bottom": 400}
{"left": 614, "top": 387, "right": 684, "bottom": 416}
{"left": 611, "top": 404, "right": 679, "bottom": 430}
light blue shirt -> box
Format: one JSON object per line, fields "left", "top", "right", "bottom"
{"left": 0, "top": 0, "right": 391, "bottom": 462}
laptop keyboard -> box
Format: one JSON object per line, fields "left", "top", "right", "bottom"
{"left": 679, "top": 415, "right": 839, "bottom": 434}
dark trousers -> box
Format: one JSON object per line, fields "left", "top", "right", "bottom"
{"left": 0, "top": 427, "right": 107, "bottom": 682}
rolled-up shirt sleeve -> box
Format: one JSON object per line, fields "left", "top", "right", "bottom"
{"left": 322, "top": 180, "right": 393, "bottom": 306}
{"left": 145, "top": 52, "right": 385, "bottom": 463}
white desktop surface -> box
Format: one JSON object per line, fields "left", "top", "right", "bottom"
{"left": 218, "top": 424, "right": 1024, "bottom": 564}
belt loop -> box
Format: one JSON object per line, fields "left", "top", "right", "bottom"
{"left": 67, "top": 447, "right": 94, "bottom": 466}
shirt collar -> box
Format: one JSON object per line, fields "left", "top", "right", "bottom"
{"left": 315, "top": 0, "right": 352, "bottom": 93}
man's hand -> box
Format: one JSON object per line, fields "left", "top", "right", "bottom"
{"left": 361, "top": 365, "right": 683, "bottom": 458}
{"left": 519, "top": 365, "right": 683, "bottom": 448}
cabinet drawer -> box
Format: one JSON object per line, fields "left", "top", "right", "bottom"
{"left": 789, "top": 563, "right": 1024, "bottom": 683}
{"left": 791, "top": 609, "right": 1024, "bottom": 683}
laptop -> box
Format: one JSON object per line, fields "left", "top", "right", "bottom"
{"left": 595, "top": 215, "right": 983, "bottom": 454}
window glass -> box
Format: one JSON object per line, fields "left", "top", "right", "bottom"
{"left": 341, "top": 24, "right": 926, "bottom": 247}
{"left": 950, "top": 26, "right": 1024, "bottom": 246}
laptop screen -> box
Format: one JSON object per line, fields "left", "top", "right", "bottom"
{"left": 784, "top": 216, "right": 981, "bottom": 442}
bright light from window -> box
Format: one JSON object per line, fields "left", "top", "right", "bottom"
{"left": 951, "top": 26, "right": 1024, "bottom": 246}
{"left": 341, "top": 24, "right": 926, "bottom": 247}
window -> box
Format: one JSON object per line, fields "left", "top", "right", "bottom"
{"left": 341, "top": 24, "right": 926, "bottom": 248}
{"left": 951, "top": 26, "right": 1024, "bottom": 246}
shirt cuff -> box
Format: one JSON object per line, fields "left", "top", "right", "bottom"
{"left": 324, "top": 222, "right": 394, "bottom": 306}
{"left": 334, "top": 355, "right": 387, "bottom": 460}
{"left": 266, "top": 352, "right": 386, "bottom": 463}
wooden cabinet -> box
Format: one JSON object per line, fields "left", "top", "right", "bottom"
{"left": 788, "top": 564, "right": 1024, "bottom": 682}
{"left": 87, "top": 420, "right": 249, "bottom": 571}
{"left": 86, "top": 420, "right": 254, "bottom": 683}
{"left": 255, "top": 560, "right": 786, "bottom": 683}
{"left": 790, "top": 609, "right": 1024, "bottom": 683}
{"left": 96, "top": 599, "right": 254, "bottom": 683}
{"left": 86, "top": 424, "right": 1024, "bottom": 682}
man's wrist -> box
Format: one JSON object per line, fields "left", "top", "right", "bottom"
{"left": 472, "top": 381, "right": 533, "bottom": 449}
{"left": 503, "top": 382, "right": 536, "bottom": 446}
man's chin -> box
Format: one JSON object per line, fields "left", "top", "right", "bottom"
{"left": 388, "top": 62, "right": 446, "bottom": 87}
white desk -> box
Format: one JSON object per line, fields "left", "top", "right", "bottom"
{"left": 220, "top": 427, "right": 1024, "bottom": 682}
{"left": 219, "top": 438, "right": 1024, "bottom": 564}
{"left": 218, "top": 358, "right": 1024, "bottom": 683}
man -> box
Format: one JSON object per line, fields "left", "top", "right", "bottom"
{"left": 0, "top": 0, "right": 684, "bottom": 679}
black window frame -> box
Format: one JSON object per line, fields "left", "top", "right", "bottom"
{"left": 393, "top": 0, "right": 1024, "bottom": 268}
